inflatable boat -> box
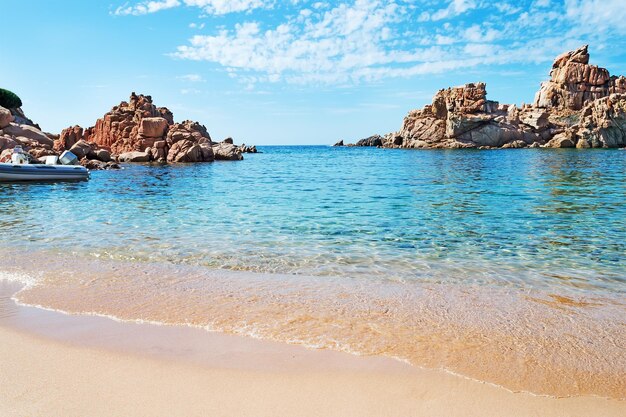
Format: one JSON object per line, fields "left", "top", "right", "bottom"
{"left": 0, "top": 162, "right": 90, "bottom": 181}
{"left": 0, "top": 147, "right": 89, "bottom": 182}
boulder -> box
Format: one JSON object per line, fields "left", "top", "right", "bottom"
{"left": 166, "top": 120, "right": 212, "bottom": 146}
{"left": 576, "top": 138, "right": 591, "bottom": 148}
{"left": 501, "top": 140, "right": 527, "bottom": 149}
{"left": 167, "top": 140, "right": 214, "bottom": 163}
{"left": 546, "top": 133, "right": 576, "bottom": 148}
{"left": 238, "top": 144, "right": 257, "bottom": 153}
{"left": 460, "top": 122, "right": 524, "bottom": 147}
{"left": 0, "top": 136, "right": 17, "bottom": 151}
{"left": 355, "top": 135, "right": 383, "bottom": 147}
{"left": 446, "top": 113, "right": 493, "bottom": 138}
{"left": 69, "top": 140, "right": 97, "bottom": 160}
{"left": 56, "top": 125, "right": 84, "bottom": 152}
{"left": 2, "top": 123, "right": 54, "bottom": 147}
{"left": 571, "top": 94, "right": 626, "bottom": 148}
{"left": 519, "top": 109, "right": 550, "bottom": 130}
{"left": 29, "top": 147, "right": 56, "bottom": 159}
{"left": 165, "top": 120, "right": 215, "bottom": 162}
{"left": 118, "top": 151, "right": 151, "bottom": 163}
{"left": 81, "top": 159, "right": 121, "bottom": 170}
{"left": 213, "top": 142, "right": 243, "bottom": 161}
{"left": 333, "top": 140, "right": 344, "bottom": 147}
{"left": 95, "top": 149, "right": 112, "bottom": 162}
{"left": 139, "top": 117, "right": 168, "bottom": 138}
{"left": 0, "top": 106, "right": 13, "bottom": 128}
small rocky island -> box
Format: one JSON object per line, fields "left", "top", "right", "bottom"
{"left": 341, "top": 45, "right": 626, "bottom": 149}
{"left": 0, "top": 92, "right": 256, "bottom": 170}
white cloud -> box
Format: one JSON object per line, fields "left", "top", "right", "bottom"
{"left": 180, "top": 88, "right": 202, "bottom": 94}
{"left": 183, "top": 0, "right": 272, "bottom": 15}
{"left": 177, "top": 74, "right": 205, "bottom": 82}
{"left": 565, "top": 0, "right": 626, "bottom": 34}
{"left": 116, "top": 0, "right": 626, "bottom": 87}
{"left": 464, "top": 25, "right": 500, "bottom": 42}
{"left": 421, "top": 0, "right": 477, "bottom": 22}
{"left": 172, "top": 0, "right": 413, "bottom": 84}
{"left": 113, "top": 0, "right": 272, "bottom": 16}
{"left": 114, "top": 0, "right": 181, "bottom": 16}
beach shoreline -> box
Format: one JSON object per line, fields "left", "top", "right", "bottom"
{"left": 1, "top": 281, "right": 624, "bottom": 417}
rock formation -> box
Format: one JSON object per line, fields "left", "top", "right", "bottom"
{"left": 534, "top": 45, "right": 626, "bottom": 110}
{"left": 0, "top": 104, "right": 62, "bottom": 164}
{"left": 164, "top": 120, "right": 213, "bottom": 163}
{"left": 349, "top": 45, "right": 626, "bottom": 149}
{"left": 71, "top": 92, "right": 248, "bottom": 163}
{"left": 238, "top": 144, "right": 258, "bottom": 154}
{"left": 84, "top": 92, "right": 173, "bottom": 155}
{"left": 214, "top": 141, "right": 244, "bottom": 160}
{"left": 1, "top": 91, "right": 251, "bottom": 169}
{"left": 0, "top": 105, "right": 118, "bottom": 169}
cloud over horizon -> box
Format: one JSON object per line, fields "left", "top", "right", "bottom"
{"left": 114, "top": 0, "right": 626, "bottom": 86}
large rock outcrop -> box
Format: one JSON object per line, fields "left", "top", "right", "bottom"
{"left": 2, "top": 91, "right": 247, "bottom": 167}
{"left": 349, "top": 46, "right": 626, "bottom": 149}
{"left": 534, "top": 45, "right": 626, "bottom": 111}
{"left": 69, "top": 93, "right": 245, "bottom": 163}
{"left": 370, "top": 83, "right": 550, "bottom": 149}
{"left": 85, "top": 92, "right": 173, "bottom": 155}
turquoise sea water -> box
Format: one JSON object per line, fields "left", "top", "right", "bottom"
{"left": 1, "top": 146, "right": 625, "bottom": 398}
{"left": 1, "top": 146, "right": 625, "bottom": 294}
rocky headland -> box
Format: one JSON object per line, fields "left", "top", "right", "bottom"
{"left": 341, "top": 45, "right": 626, "bottom": 149}
{"left": 0, "top": 92, "right": 256, "bottom": 170}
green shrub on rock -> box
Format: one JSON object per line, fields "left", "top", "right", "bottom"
{"left": 0, "top": 88, "right": 23, "bottom": 109}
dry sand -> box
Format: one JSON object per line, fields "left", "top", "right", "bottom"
{"left": 0, "top": 282, "right": 624, "bottom": 417}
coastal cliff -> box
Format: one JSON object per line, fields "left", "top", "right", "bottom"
{"left": 343, "top": 45, "right": 626, "bottom": 149}
{"left": 0, "top": 92, "right": 256, "bottom": 169}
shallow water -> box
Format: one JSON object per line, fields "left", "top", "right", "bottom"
{"left": 0, "top": 147, "right": 624, "bottom": 397}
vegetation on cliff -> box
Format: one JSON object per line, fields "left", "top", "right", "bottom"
{"left": 0, "top": 88, "right": 23, "bottom": 109}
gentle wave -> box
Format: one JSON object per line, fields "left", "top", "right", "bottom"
{"left": 1, "top": 249, "right": 624, "bottom": 399}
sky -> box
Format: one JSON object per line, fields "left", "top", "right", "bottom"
{"left": 2, "top": 0, "right": 626, "bottom": 145}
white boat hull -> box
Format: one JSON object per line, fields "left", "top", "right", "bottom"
{"left": 0, "top": 163, "right": 90, "bottom": 181}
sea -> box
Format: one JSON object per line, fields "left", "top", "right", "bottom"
{"left": 0, "top": 146, "right": 624, "bottom": 398}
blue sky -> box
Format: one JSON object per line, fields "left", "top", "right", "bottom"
{"left": 2, "top": 0, "right": 626, "bottom": 144}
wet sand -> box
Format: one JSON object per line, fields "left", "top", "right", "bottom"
{"left": 2, "top": 250, "right": 625, "bottom": 399}
{"left": 0, "top": 281, "right": 624, "bottom": 417}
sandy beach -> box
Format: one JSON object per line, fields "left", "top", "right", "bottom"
{"left": 0, "top": 282, "right": 623, "bottom": 417}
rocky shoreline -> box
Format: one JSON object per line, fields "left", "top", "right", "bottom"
{"left": 339, "top": 45, "right": 626, "bottom": 149}
{"left": 0, "top": 92, "right": 256, "bottom": 170}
